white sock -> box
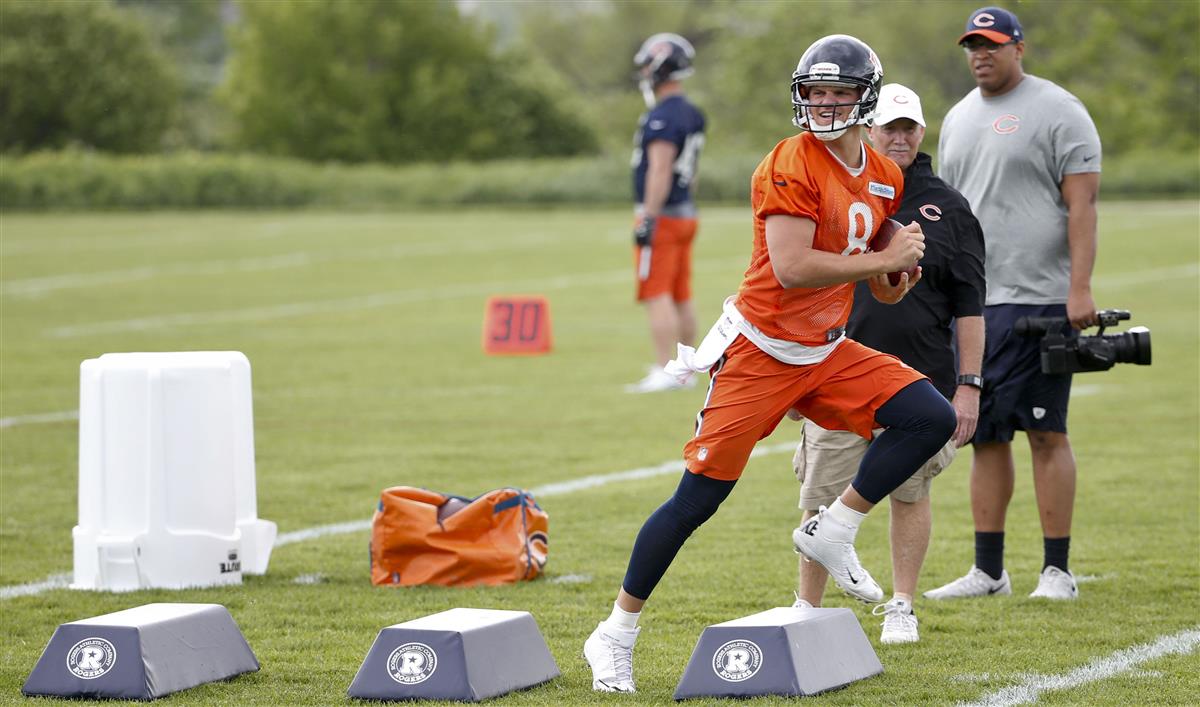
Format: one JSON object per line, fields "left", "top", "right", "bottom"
{"left": 606, "top": 602, "right": 640, "bottom": 630}
{"left": 825, "top": 499, "right": 867, "bottom": 541}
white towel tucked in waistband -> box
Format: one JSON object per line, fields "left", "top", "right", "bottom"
{"left": 664, "top": 297, "right": 845, "bottom": 385}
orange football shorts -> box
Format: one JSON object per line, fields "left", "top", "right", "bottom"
{"left": 633, "top": 215, "right": 697, "bottom": 302}
{"left": 684, "top": 335, "right": 927, "bottom": 481}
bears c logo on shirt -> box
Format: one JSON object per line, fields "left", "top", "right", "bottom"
{"left": 919, "top": 204, "right": 943, "bottom": 221}
{"left": 992, "top": 114, "right": 1020, "bottom": 135}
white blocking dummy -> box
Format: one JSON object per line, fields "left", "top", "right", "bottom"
{"left": 72, "top": 352, "right": 276, "bottom": 591}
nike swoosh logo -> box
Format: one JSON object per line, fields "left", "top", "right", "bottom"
{"left": 773, "top": 180, "right": 787, "bottom": 187}
{"left": 1083, "top": 155, "right": 1095, "bottom": 162}
{"left": 846, "top": 571, "right": 860, "bottom": 584}
{"left": 988, "top": 585, "right": 1003, "bottom": 594}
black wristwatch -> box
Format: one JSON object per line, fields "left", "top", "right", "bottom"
{"left": 956, "top": 374, "right": 984, "bottom": 390}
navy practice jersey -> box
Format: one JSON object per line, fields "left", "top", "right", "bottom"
{"left": 848, "top": 152, "right": 986, "bottom": 400}
{"left": 631, "top": 94, "right": 706, "bottom": 207}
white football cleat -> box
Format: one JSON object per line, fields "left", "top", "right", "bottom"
{"left": 873, "top": 597, "right": 919, "bottom": 644}
{"left": 625, "top": 366, "right": 693, "bottom": 393}
{"left": 1029, "top": 565, "right": 1078, "bottom": 600}
{"left": 792, "top": 506, "right": 884, "bottom": 603}
{"left": 583, "top": 622, "right": 639, "bottom": 693}
{"left": 923, "top": 566, "right": 1011, "bottom": 600}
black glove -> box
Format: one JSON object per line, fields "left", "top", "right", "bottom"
{"left": 633, "top": 215, "right": 657, "bottom": 247}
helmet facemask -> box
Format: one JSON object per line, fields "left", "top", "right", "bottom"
{"left": 791, "top": 82, "right": 871, "bottom": 141}
{"left": 789, "top": 35, "right": 883, "bottom": 141}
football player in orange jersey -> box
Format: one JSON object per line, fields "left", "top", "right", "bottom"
{"left": 584, "top": 35, "right": 957, "bottom": 694}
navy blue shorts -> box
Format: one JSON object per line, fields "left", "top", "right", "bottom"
{"left": 974, "top": 304, "right": 1074, "bottom": 444}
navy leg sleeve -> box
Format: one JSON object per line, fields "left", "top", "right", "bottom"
{"left": 851, "top": 380, "right": 957, "bottom": 504}
{"left": 622, "top": 471, "right": 736, "bottom": 600}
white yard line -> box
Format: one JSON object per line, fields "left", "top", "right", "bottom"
{"left": 3, "top": 253, "right": 315, "bottom": 297}
{"left": 0, "top": 223, "right": 290, "bottom": 257}
{"left": 1095, "top": 262, "right": 1198, "bottom": 289}
{"left": 1070, "top": 384, "right": 1104, "bottom": 398}
{"left": 0, "top": 573, "right": 70, "bottom": 599}
{"left": 274, "top": 441, "right": 798, "bottom": 547}
{"left": 5, "top": 233, "right": 562, "bottom": 297}
{"left": 958, "top": 626, "right": 1200, "bottom": 707}
{"left": 0, "top": 410, "right": 79, "bottom": 429}
{"left": 39, "top": 260, "right": 1198, "bottom": 339}
{"left": 274, "top": 519, "right": 372, "bottom": 547}
{"left": 45, "top": 266, "right": 634, "bottom": 338}
{"left": 527, "top": 440, "right": 796, "bottom": 497}
{"left": 2, "top": 441, "right": 798, "bottom": 597}
{"left": 41, "top": 257, "right": 737, "bottom": 339}
{"left": 7, "top": 384, "right": 1104, "bottom": 432}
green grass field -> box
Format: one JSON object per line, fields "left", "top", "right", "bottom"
{"left": 1, "top": 203, "right": 1197, "bottom": 706}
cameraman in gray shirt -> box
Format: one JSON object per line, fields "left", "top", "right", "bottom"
{"left": 927, "top": 6, "right": 1101, "bottom": 601}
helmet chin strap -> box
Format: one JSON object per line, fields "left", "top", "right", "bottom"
{"left": 795, "top": 101, "right": 863, "bottom": 140}
{"left": 639, "top": 78, "right": 656, "bottom": 108}
{"left": 813, "top": 127, "right": 849, "bottom": 141}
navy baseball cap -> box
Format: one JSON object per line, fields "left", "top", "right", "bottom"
{"left": 958, "top": 7, "right": 1024, "bottom": 44}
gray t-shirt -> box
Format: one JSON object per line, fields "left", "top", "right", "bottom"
{"left": 938, "top": 74, "right": 1101, "bottom": 305}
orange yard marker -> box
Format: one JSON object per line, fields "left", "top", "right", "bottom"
{"left": 483, "top": 295, "right": 552, "bottom": 355}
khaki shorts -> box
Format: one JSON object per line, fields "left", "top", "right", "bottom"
{"left": 794, "top": 418, "right": 957, "bottom": 509}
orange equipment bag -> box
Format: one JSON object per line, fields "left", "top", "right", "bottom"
{"left": 370, "top": 486, "right": 549, "bottom": 587}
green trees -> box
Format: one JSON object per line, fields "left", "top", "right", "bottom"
{"left": 222, "top": 0, "right": 596, "bottom": 163}
{"left": 0, "top": 0, "right": 177, "bottom": 153}
{"left": 515, "top": 0, "right": 1200, "bottom": 160}
{"left": 0, "top": 0, "right": 1194, "bottom": 184}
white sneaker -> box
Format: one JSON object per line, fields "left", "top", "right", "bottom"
{"left": 873, "top": 598, "right": 919, "bottom": 644}
{"left": 583, "top": 622, "right": 639, "bottom": 693}
{"left": 624, "top": 365, "right": 693, "bottom": 393}
{"left": 792, "top": 506, "right": 884, "bottom": 603}
{"left": 923, "top": 566, "right": 1011, "bottom": 600}
{"left": 1030, "top": 565, "right": 1078, "bottom": 599}
{"left": 791, "top": 592, "right": 813, "bottom": 609}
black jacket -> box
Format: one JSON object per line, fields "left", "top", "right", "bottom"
{"left": 849, "top": 152, "right": 986, "bottom": 400}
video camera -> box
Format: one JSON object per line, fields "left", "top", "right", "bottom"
{"left": 1014, "top": 309, "right": 1151, "bottom": 374}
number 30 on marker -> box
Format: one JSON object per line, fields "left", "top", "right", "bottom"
{"left": 482, "top": 295, "right": 552, "bottom": 355}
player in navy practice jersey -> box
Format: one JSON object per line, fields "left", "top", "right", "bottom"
{"left": 625, "top": 33, "right": 707, "bottom": 393}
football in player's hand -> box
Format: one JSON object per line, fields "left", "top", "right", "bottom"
{"left": 870, "top": 218, "right": 920, "bottom": 286}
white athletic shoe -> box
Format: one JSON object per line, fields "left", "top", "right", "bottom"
{"left": 583, "top": 622, "right": 639, "bottom": 693}
{"left": 923, "top": 566, "right": 1011, "bottom": 600}
{"left": 625, "top": 366, "right": 693, "bottom": 393}
{"left": 873, "top": 597, "right": 919, "bottom": 644}
{"left": 791, "top": 592, "right": 813, "bottom": 609}
{"left": 1029, "top": 565, "right": 1078, "bottom": 600}
{"left": 792, "top": 506, "right": 884, "bottom": 603}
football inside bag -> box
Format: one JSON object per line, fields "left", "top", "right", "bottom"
{"left": 370, "top": 486, "right": 549, "bottom": 586}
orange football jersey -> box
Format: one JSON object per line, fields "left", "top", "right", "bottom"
{"left": 735, "top": 131, "right": 904, "bottom": 346}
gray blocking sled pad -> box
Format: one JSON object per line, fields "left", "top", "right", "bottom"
{"left": 673, "top": 606, "right": 882, "bottom": 700}
{"left": 348, "top": 608, "right": 559, "bottom": 702}
{"left": 22, "top": 603, "right": 259, "bottom": 700}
